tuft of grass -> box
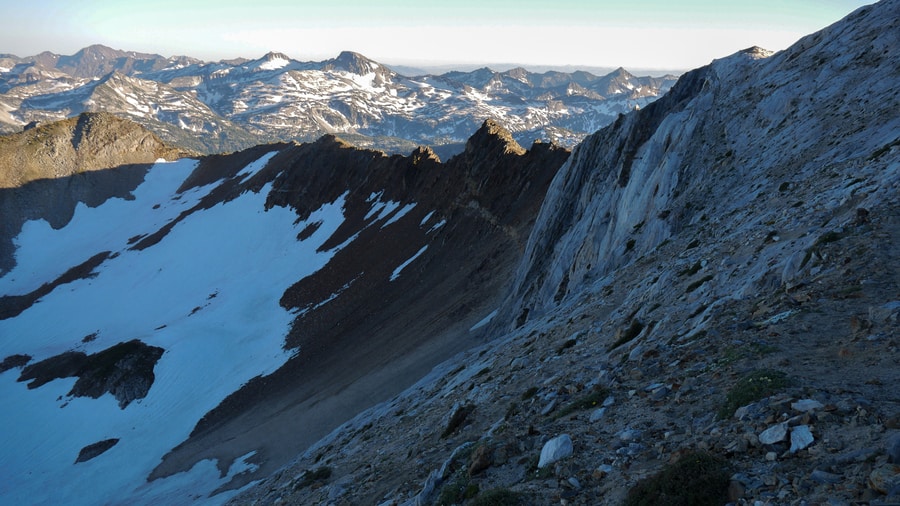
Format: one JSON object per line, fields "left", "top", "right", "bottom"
{"left": 624, "top": 452, "right": 731, "bottom": 506}
{"left": 609, "top": 319, "right": 645, "bottom": 350}
{"left": 553, "top": 386, "right": 608, "bottom": 419}
{"left": 471, "top": 488, "right": 526, "bottom": 506}
{"left": 719, "top": 369, "right": 790, "bottom": 419}
{"left": 521, "top": 386, "right": 539, "bottom": 400}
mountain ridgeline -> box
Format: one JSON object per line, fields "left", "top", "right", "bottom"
{"left": 0, "top": 46, "right": 677, "bottom": 154}
{"left": 0, "top": 114, "right": 569, "bottom": 504}
{"left": 1, "top": 1, "right": 899, "bottom": 505}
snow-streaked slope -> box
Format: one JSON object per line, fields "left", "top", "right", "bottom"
{"left": 0, "top": 153, "right": 352, "bottom": 505}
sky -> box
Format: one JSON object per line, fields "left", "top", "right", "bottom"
{"left": 1, "top": 0, "right": 876, "bottom": 71}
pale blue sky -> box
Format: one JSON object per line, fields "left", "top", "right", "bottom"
{"left": 0, "top": 0, "right": 875, "bottom": 70}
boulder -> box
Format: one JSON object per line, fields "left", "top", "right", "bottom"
{"left": 538, "top": 434, "right": 573, "bottom": 468}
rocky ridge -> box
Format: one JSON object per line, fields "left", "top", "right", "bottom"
{"left": 0, "top": 111, "right": 193, "bottom": 188}
{"left": 231, "top": 2, "right": 899, "bottom": 505}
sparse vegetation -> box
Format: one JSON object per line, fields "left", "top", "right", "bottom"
{"left": 609, "top": 318, "right": 645, "bottom": 350}
{"left": 719, "top": 369, "right": 790, "bottom": 418}
{"left": 624, "top": 451, "right": 731, "bottom": 506}
{"left": 471, "top": 488, "right": 526, "bottom": 506}
{"left": 521, "top": 386, "right": 539, "bottom": 400}
{"left": 554, "top": 386, "right": 608, "bottom": 419}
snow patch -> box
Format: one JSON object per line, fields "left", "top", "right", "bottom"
{"left": 390, "top": 245, "right": 428, "bottom": 281}
{"left": 469, "top": 310, "right": 498, "bottom": 331}
{"left": 0, "top": 158, "right": 352, "bottom": 505}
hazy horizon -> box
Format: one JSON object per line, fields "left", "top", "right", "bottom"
{"left": 2, "top": 0, "right": 875, "bottom": 71}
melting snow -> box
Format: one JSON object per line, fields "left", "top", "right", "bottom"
{"left": 469, "top": 310, "right": 498, "bottom": 331}
{"left": 0, "top": 154, "right": 352, "bottom": 505}
{"left": 258, "top": 57, "right": 289, "bottom": 71}
{"left": 389, "top": 245, "right": 428, "bottom": 281}
{"left": 380, "top": 202, "right": 416, "bottom": 229}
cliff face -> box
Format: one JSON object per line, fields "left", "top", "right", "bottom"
{"left": 0, "top": 112, "right": 194, "bottom": 188}
{"left": 503, "top": 1, "right": 900, "bottom": 325}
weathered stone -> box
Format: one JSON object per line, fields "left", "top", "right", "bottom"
{"left": 810, "top": 469, "right": 842, "bottom": 484}
{"left": 868, "top": 464, "right": 900, "bottom": 494}
{"left": 789, "top": 425, "right": 814, "bottom": 452}
{"left": 538, "top": 434, "right": 573, "bottom": 468}
{"left": 791, "top": 399, "right": 824, "bottom": 412}
{"left": 759, "top": 423, "right": 788, "bottom": 445}
{"left": 617, "top": 428, "right": 642, "bottom": 442}
{"left": 887, "top": 432, "right": 900, "bottom": 464}
{"left": 540, "top": 399, "right": 557, "bottom": 415}
{"left": 589, "top": 407, "right": 606, "bottom": 422}
{"left": 468, "top": 444, "right": 493, "bottom": 476}
{"left": 75, "top": 438, "right": 120, "bottom": 463}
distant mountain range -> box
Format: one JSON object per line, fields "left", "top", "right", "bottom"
{"left": 0, "top": 45, "right": 678, "bottom": 154}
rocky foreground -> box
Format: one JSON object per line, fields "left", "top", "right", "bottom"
{"left": 232, "top": 2, "right": 899, "bottom": 505}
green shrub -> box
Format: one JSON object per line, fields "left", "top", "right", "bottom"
{"left": 471, "top": 488, "right": 526, "bottom": 506}
{"left": 624, "top": 452, "right": 730, "bottom": 506}
{"left": 554, "top": 386, "right": 608, "bottom": 419}
{"left": 719, "top": 369, "right": 790, "bottom": 418}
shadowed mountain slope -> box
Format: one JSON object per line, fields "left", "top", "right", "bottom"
{"left": 0, "top": 117, "right": 569, "bottom": 504}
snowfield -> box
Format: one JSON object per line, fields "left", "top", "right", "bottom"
{"left": 0, "top": 154, "right": 355, "bottom": 505}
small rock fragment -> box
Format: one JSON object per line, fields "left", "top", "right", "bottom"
{"left": 541, "top": 399, "right": 558, "bottom": 416}
{"left": 790, "top": 425, "right": 814, "bottom": 452}
{"left": 759, "top": 423, "right": 788, "bottom": 445}
{"left": 791, "top": 399, "right": 824, "bottom": 412}
{"left": 810, "top": 469, "right": 842, "bottom": 484}
{"left": 886, "top": 432, "right": 900, "bottom": 464}
{"left": 589, "top": 408, "right": 606, "bottom": 422}
{"left": 468, "top": 444, "right": 493, "bottom": 476}
{"left": 868, "top": 464, "right": 900, "bottom": 494}
{"left": 538, "top": 434, "right": 573, "bottom": 468}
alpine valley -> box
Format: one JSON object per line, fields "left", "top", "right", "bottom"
{"left": 0, "top": 46, "right": 677, "bottom": 155}
{"left": 1, "top": 1, "right": 899, "bottom": 506}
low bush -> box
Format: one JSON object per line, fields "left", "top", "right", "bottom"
{"left": 624, "top": 451, "right": 731, "bottom": 506}
{"left": 719, "top": 369, "right": 790, "bottom": 418}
